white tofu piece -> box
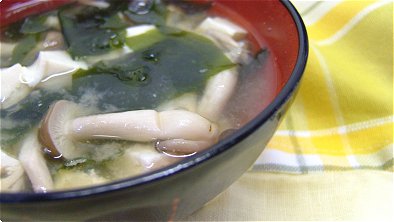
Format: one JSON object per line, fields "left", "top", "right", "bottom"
{"left": 2, "top": 50, "right": 88, "bottom": 107}
{"left": 37, "top": 72, "right": 73, "bottom": 91}
{"left": 0, "top": 41, "right": 16, "bottom": 57}
{"left": 54, "top": 169, "right": 107, "bottom": 191}
{"left": 195, "top": 17, "right": 251, "bottom": 63}
{"left": 196, "top": 17, "right": 247, "bottom": 41}
{"left": 198, "top": 68, "right": 238, "bottom": 121}
{"left": 84, "top": 46, "right": 132, "bottom": 65}
{"left": 126, "top": 25, "right": 156, "bottom": 38}
{"left": 19, "top": 131, "right": 54, "bottom": 193}
{"left": 0, "top": 150, "right": 26, "bottom": 192}
{"left": 23, "top": 50, "right": 88, "bottom": 87}
{"left": 0, "top": 64, "right": 31, "bottom": 109}
{"left": 1, "top": 51, "right": 86, "bottom": 108}
{"left": 107, "top": 143, "right": 178, "bottom": 179}
{"left": 166, "top": 5, "right": 206, "bottom": 31}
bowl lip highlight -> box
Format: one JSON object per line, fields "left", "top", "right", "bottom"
{"left": 1, "top": 0, "right": 309, "bottom": 203}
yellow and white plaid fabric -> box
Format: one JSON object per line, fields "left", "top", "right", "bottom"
{"left": 253, "top": 0, "right": 393, "bottom": 173}
{"left": 188, "top": 1, "right": 393, "bottom": 220}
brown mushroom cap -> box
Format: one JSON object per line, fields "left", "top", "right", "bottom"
{"left": 38, "top": 100, "right": 85, "bottom": 159}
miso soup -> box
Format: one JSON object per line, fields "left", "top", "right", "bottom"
{"left": 0, "top": 0, "right": 277, "bottom": 192}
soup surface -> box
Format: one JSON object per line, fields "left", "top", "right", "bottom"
{"left": 0, "top": 0, "right": 277, "bottom": 192}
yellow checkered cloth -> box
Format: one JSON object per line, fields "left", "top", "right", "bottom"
{"left": 188, "top": 1, "right": 393, "bottom": 220}
{"left": 253, "top": 0, "right": 393, "bottom": 173}
{"left": 0, "top": 1, "right": 390, "bottom": 220}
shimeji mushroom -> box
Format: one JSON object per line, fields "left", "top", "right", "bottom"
{"left": 155, "top": 139, "right": 213, "bottom": 155}
{"left": 19, "top": 130, "right": 54, "bottom": 193}
{"left": 197, "top": 68, "right": 238, "bottom": 122}
{"left": 194, "top": 17, "right": 249, "bottom": 122}
{"left": 38, "top": 100, "right": 219, "bottom": 159}
{"left": 38, "top": 100, "right": 88, "bottom": 159}
{"left": 157, "top": 93, "right": 198, "bottom": 112}
{"left": 42, "top": 31, "right": 65, "bottom": 50}
{"left": 0, "top": 150, "right": 26, "bottom": 192}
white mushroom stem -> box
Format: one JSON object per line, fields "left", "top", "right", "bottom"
{"left": 42, "top": 31, "right": 65, "bottom": 50}
{"left": 70, "top": 109, "right": 219, "bottom": 143}
{"left": 39, "top": 100, "right": 220, "bottom": 159}
{"left": 157, "top": 93, "right": 198, "bottom": 112}
{"left": 155, "top": 139, "right": 212, "bottom": 155}
{"left": 19, "top": 131, "right": 54, "bottom": 193}
{"left": 197, "top": 68, "right": 238, "bottom": 122}
{"left": 0, "top": 150, "right": 25, "bottom": 192}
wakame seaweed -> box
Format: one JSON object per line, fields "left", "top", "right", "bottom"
{"left": 58, "top": 4, "right": 129, "bottom": 58}
{"left": 9, "top": 34, "right": 40, "bottom": 66}
{"left": 1, "top": 12, "right": 51, "bottom": 67}
{"left": 72, "top": 31, "right": 234, "bottom": 111}
{"left": 20, "top": 12, "right": 52, "bottom": 34}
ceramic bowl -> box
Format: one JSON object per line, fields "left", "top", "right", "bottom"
{"left": 0, "top": 0, "right": 308, "bottom": 220}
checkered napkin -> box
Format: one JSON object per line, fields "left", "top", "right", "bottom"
{"left": 253, "top": 0, "right": 393, "bottom": 173}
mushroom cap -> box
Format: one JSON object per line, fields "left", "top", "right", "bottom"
{"left": 38, "top": 100, "right": 86, "bottom": 159}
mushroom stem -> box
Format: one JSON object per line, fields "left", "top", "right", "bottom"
{"left": 197, "top": 68, "right": 238, "bottom": 122}
{"left": 155, "top": 139, "right": 212, "bottom": 155}
{"left": 19, "top": 130, "right": 54, "bottom": 193}
{"left": 39, "top": 100, "right": 219, "bottom": 159}
{"left": 69, "top": 109, "right": 219, "bottom": 142}
{"left": 0, "top": 150, "right": 26, "bottom": 192}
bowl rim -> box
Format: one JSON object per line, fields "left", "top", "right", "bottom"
{"left": 1, "top": 0, "right": 308, "bottom": 203}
